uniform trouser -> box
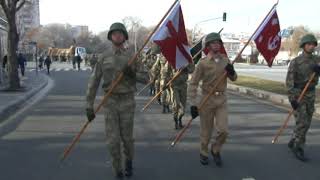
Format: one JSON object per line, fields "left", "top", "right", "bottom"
{"left": 155, "top": 79, "right": 160, "bottom": 95}
{"left": 104, "top": 93, "right": 135, "bottom": 173}
{"left": 293, "top": 96, "right": 315, "bottom": 149}
{"left": 171, "top": 85, "right": 187, "bottom": 118}
{"left": 160, "top": 80, "right": 171, "bottom": 106}
{"left": 199, "top": 94, "right": 228, "bottom": 157}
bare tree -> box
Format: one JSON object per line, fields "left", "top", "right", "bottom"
{"left": 0, "top": 0, "right": 26, "bottom": 90}
{"left": 122, "top": 16, "right": 142, "bottom": 52}
{"left": 281, "top": 26, "right": 309, "bottom": 57}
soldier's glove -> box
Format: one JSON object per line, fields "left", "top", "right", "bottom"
{"left": 290, "top": 100, "right": 299, "bottom": 110}
{"left": 190, "top": 106, "right": 199, "bottom": 119}
{"left": 225, "top": 64, "right": 235, "bottom": 76}
{"left": 122, "top": 64, "right": 136, "bottom": 77}
{"left": 312, "top": 64, "right": 320, "bottom": 75}
{"left": 86, "top": 108, "right": 96, "bottom": 122}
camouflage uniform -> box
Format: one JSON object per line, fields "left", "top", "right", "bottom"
{"left": 189, "top": 53, "right": 237, "bottom": 157}
{"left": 151, "top": 55, "right": 172, "bottom": 110}
{"left": 286, "top": 54, "right": 320, "bottom": 149}
{"left": 89, "top": 54, "right": 98, "bottom": 71}
{"left": 86, "top": 23, "right": 143, "bottom": 177}
{"left": 86, "top": 46, "right": 137, "bottom": 174}
{"left": 170, "top": 63, "right": 195, "bottom": 128}
{"left": 142, "top": 53, "right": 158, "bottom": 95}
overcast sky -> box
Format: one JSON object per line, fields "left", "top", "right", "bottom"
{"left": 39, "top": 0, "right": 320, "bottom": 34}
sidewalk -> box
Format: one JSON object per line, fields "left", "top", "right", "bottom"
{"left": 227, "top": 83, "right": 320, "bottom": 118}
{"left": 0, "top": 70, "right": 49, "bottom": 123}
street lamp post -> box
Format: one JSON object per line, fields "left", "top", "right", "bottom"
{"left": 192, "top": 12, "right": 227, "bottom": 42}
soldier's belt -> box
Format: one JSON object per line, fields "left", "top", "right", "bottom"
{"left": 213, "top": 91, "right": 224, "bottom": 96}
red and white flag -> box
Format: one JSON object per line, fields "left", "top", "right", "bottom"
{"left": 253, "top": 7, "right": 281, "bottom": 67}
{"left": 151, "top": 1, "right": 192, "bottom": 69}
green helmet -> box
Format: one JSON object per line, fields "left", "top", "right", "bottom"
{"left": 300, "top": 34, "right": 318, "bottom": 48}
{"left": 151, "top": 44, "right": 161, "bottom": 54}
{"left": 205, "top": 32, "right": 222, "bottom": 47}
{"left": 107, "top": 22, "right": 129, "bottom": 41}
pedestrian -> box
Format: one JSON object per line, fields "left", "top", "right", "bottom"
{"left": 2, "top": 54, "right": 7, "bottom": 69}
{"left": 286, "top": 34, "right": 320, "bottom": 162}
{"left": 188, "top": 32, "right": 237, "bottom": 167}
{"left": 86, "top": 22, "right": 143, "bottom": 178}
{"left": 76, "top": 55, "right": 82, "bottom": 71}
{"left": 39, "top": 56, "right": 44, "bottom": 70}
{"left": 44, "top": 56, "right": 52, "bottom": 75}
{"left": 18, "top": 53, "right": 27, "bottom": 76}
{"left": 72, "top": 56, "right": 76, "bottom": 69}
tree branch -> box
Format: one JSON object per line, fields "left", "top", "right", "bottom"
{"left": 0, "top": 0, "right": 9, "bottom": 17}
{"left": 16, "top": 0, "right": 26, "bottom": 12}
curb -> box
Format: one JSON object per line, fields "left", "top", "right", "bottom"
{"left": 227, "top": 83, "right": 320, "bottom": 117}
{"left": 0, "top": 74, "right": 49, "bottom": 122}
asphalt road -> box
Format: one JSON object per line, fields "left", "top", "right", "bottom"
{"left": 0, "top": 63, "right": 320, "bottom": 180}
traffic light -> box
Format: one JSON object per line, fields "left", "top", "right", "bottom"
{"left": 223, "top": 12, "right": 227, "bottom": 22}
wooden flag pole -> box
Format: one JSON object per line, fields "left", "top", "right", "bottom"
{"left": 136, "top": 81, "right": 153, "bottom": 96}
{"left": 141, "top": 48, "right": 204, "bottom": 112}
{"left": 272, "top": 72, "right": 316, "bottom": 144}
{"left": 170, "top": 2, "right": 279, "bottom": 147}
{"left": 60, "top": 0, "right": 180, "bottom": 162}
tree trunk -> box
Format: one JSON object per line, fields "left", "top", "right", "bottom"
{"left": 7, "top": 14, "right": 20, "bottom": 90}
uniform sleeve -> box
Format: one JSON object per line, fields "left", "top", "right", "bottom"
{"left": 187, "top": 63, "right": 195, "bottom": 74}
{"left": 163, "top": 61, "right": 172, "bottom": 85}
{"left": 286, "top": 59, "right": 300, "bottom": 102}
{"left": 188, "top": 62, "right": 204, "bottom": 105}
{"left": 86, "top": 60, "right": 103, "bottom": 109}
{"left": 226, "top": 59, "right": 237, "bottom": 81}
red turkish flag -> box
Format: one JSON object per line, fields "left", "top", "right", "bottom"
{"left": 151, "top": 2, "right": 192, "bottom": 70}
{"left": 253, "top": 8, "right": 281, "bottom": 67}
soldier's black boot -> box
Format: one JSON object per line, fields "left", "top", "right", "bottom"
{"left": 200, "top": 154, "right": 209, "bottom": 165}
{"left": 174, "top": 115, "right": 179, "bottom": 130}
{"left": 178, "top": 115, "right": 184, "bottom": 129}
{"left": 115, "top": 171, "right": 124, "bottom": 179}
{"left": 288, "top": 138, "right": 295, "bottom": 150}
{"left": 167, "top": 105, "right": 171, "bottom": 113}
{"left": 157, "top": 97, "right": 162, "bottom": 105}
{"left": 162, "top": 105, "right": 167, "bottom": 113}
{"left": 293, "top": 147, "right": 308, "bottom": 162}
{"left": 211, "top": 151, "right": 223, "bottom": 167}
{"left": 124, "top": 160, "right": 133, "bottom": 177}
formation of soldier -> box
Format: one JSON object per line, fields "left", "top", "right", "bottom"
{"left": 85, "top": 22, "right": 319, "bottom": 178}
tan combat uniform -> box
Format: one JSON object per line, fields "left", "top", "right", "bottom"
{"left": 188, "top": 54, "right": 237, "bottom": 157}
